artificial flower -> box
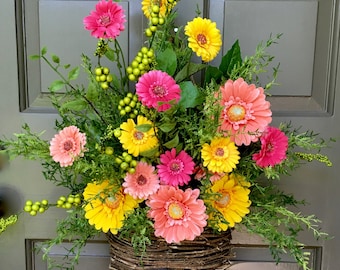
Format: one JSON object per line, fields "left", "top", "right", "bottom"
{"left": 83, "top": 180, "right": 139, "bottom": 234}
{"left": 219, "top": 78, "right": 272, "bottom": 146}
{"left": 205, "top": 173, "right": 251, "bottom": 231}
{"left": 136, "top": 70, "right": 181, "bottom": 112}
{"left": 49, "top": 126, "right": 86, "bottom": 167}
{"left": 157, "top": 148, "right": 195, "bottom": 186}
{"left": 83, "top": 0, "right": 126, "bottom": 39}
{"left": 119, "top": 115, "right": 158, "bottom": 157}
{"left": 123, "top": 161, "right": 160, "bottom": 200}
{"left": 141, "top": 0, "right": 177, "bottom": 19}
{"left": 201, "top": 137, "right": 240, "bottom": 173}
{"left": 185, "top": 17, "right": 222, "bottom": 62}
{"left": 252, "top": 126, "right": 289, "bottom": 167}
{"left": 147, "top": 185, "right": 208, "bottom": 243}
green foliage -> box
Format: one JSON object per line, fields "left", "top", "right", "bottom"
{"left": 0, "top": 215, "right": 18, "bottom": 235}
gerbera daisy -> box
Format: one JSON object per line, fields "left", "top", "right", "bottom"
{"left": 49, "top": 126, "right": 86, "bottom": 167}
{"left": 201, "top": 137, "right": 240, "bottom": 173}
{"left": 141, "top": 0, "right": 177, "bottom": 19}
{"left": 147, "top": 185, "right": 208, "bottom": 243}
{"left": 219, "top": 78, "right": 272, "bottom": 146}
{"left": 185, "top": 17, "right": 222, "bottom": 62}
{"left": 204, "top": 173, "right": 251, "bottom": 231}
{"left": 83, "top": 0, "right": 126, "bottom": 39}
{"left": 157, "top": 148, "right": 195, "bottom": 186}
{"left": 123, "top": 161, "right": 160, "bottom": 200}
{"left": 136, "top": 70, "right": 181, "bottom": 112}
{"left": 83, "top": 180, "right": 139, "bottom": 234}
{"left": 119, "top": 115, "right": 158, "bottom": 157}
{"left": 252, "top": 126, "right": 289, "bottom": 167}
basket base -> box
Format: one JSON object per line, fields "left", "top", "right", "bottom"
{"left": 108, "top": 229, "right": 233, "bottom": 270}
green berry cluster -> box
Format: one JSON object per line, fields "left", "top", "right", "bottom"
{"left": 95, "top": 66, "right": 113, "bottom": 90}
{"left": 126, "top": 47, "right": 154, "bottom": 81}
{"left": 145, "top": 5, "right": 165, "bottom": 37}
{"left": 115, "top": 152, "right": 137, "bottom": 174}
{"left": 118, "top": 92, "right": 141, "bottom": 117}
{"left": 24, "top": 199, "right": 49, "bottom": 216}
{"left": 56, "top": 194, "right": 82, "bottom": 209}
{"left": 94, "top": 38, "right": 109, "bottom": 57}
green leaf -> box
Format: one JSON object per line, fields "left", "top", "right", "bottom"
{"left": 68, "top": 67, "right": 79, "bottom": 81}
{"left": 49, "top": 80, "right": 65, "bottom": 92}
{"left": 178, "top": 81, "right": 203, "bottom": 109}
{"left": 51, "top": 54, "right": 60, "bottom": 64}
{"left": 85, "top": 82, "right": 99, "bottom": 101}
{"left": 41, "top": 46, "right": 47, "bottom": 56}
{"left": 163, "top": 134, "right": 179, "bottom": 149}
{"left": 140, "top": 147, "right": 158, "bottom": 157}
{"left": 204, "top": 65, "right": 223, "bottom": 85}
{"left": 60, "top": 99, "right": 87, "bottom": 112}
{"left": 64, "top": 64, "right": 71, "bottom": 69}
{"left": 136, "top": 124, "right": 152, "bottom": 132}
{"left": 156, "top": 48, "right": 177, "bottom": 76}
{"left": 105, "top": 47, "right": 115, "bottom": 62}
{"left": 174, "top": 62, "right": 206, "bottom": 83}
{"left": 219, "top": 40, "right": 242, "bottom": 77}
{"left": 30, "top": 55, "right": 40, "bottom": 60}
{"left": 159, "top": 122, "right": 176, "bottom": 132}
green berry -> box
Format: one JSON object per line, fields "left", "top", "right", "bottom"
{"left": 95, "top": 67, "right": 102, "bottom": 76}
{"left": 24, "top": 205, "right": 32, "bottom": 212}
{"left": 105, "top": 146, "right": 114, "bottom": 155}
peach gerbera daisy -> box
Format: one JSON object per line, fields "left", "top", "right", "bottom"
{"left": 252, "top": 126, "right": 289, "bottom": 167}
{"left": 201, "top": 137, "right": 240, "bottom": 173}
{"left": 83, "top": 0, "right": 126, "bottom": 39}
{"left": 119, "top": 115, "right": 159, "bottom": 157}
{"left": 147, "top": 185, "right": 208, "bottom": 243}
{"left": 185, "top": 17, "right": 222, "bottom": 62}
{"left": 83, "top": 180, "right": 139, "bottom": 234}
{"left": 204, "top": 173, "right": 251, "bottom": 231}
{"left": 219, "top": 78, "right": 272, "bottom": 146}
{"left": 49, "top": 126, "right": 86, "bottom": 167}
{"left": 123, "top": 161, "right": 160, "bottom": 200}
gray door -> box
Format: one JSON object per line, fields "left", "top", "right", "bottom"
{"left": 0, "top": 0, "right": 339, "bottom": 269}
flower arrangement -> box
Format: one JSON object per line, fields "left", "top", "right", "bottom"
{"left": 0, "top": 0, "right": 334, "bottom": 269}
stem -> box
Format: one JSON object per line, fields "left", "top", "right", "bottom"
{"left": 114, "top": 39, "right": 127, "bottom": 93}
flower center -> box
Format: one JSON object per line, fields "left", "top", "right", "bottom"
{"left": 215, "top": 147, "right": 225, "bottom": 157}
{"left": 137, "top": 175, "right": 147, "bottom": 185}
{"left": 168, "top": 202, "right": 184, "bottom": 220}
{"left": 227, "top": 104, "right": 246, "bottom": 122}
{"left": 216, "top": 192, "right": 230, "bottom": 207}
{"left": 63, "top": 140, "right": 74, "bottom": 151}
{"left": 105, "top": 196, "right": 120, "bottom": 209}
{"left": 197, "top": 33, "right": 207, "bottom": 45}
{"left": 152, "top": 85, "right": 167, "bottom": 97}
{"left": 133, "top": 131, "right": 144, "bottom": 141}
{"left": 169, "top": 160, "right": 183, "bottom": 174}
{"left": 99, "top": 14, "right": 111, "bottom": 26}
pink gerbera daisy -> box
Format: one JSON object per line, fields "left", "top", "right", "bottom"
{"left": 147, "top": 185, "right": 208, "bottom": 243}
{"left": 136, "top": 70, "right": 181, "bottom": 112}
{"left": 49, "top": 126, "right": 86, "bottom": 167}
{"left": 123, "top": 162, "right": 160, "bottom": 200}
{"left": 157, "top": 148, "right": 195, "bottom": 186}
{"left": 218, "top": 78, "right": 272, "bottom": 146}
{"left": 83, "top": 0, "right": 126, "bottom": 39}
{"left": 252, "top": 126, "right": 289, "bottom": 167}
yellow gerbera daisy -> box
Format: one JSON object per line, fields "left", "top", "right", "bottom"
{"left": 119, "top": 115, "right": 159, "bottom": 157}
{"left": 83, "top": 180, "right": 139, "bottom": 234}
{"left": 185, "top": 17, "right": 222, "bottom": 62}
{"left": 205, "top": 173, "right": 251, "bottom": 231}
{"left": 141, "top": 0, "right": 177, "bottom": 19}
{"left": 201, "top": 137, "right": 240, "bottom": 173}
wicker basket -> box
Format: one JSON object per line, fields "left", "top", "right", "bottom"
{"left": 107, "top": 229, "right": 233, "bottom": 270}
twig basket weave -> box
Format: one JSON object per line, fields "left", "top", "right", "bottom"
{"left": 107, "top": 229, "right": 233, "bottom": 270}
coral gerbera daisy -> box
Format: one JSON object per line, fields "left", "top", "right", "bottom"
{"left": 141, "top": 0, "right": 177, "bottom": 19}
{"left": 83, "top": 0, "right": 126, "bottom": 39}
{"left": 204, "top": 173, "right": 251, "bottom": 231}
{"left": 252, "top": 126, "right": 289, "bottom": 167}
{"left": 219, "top": 78, "right": 272, "bottom": 146}
{"left": 201, "top": 137, "right": 240, "bottom": 173}
{"left": 185, "top": 17, "right": 222, "bottom": 62}
{"left": 136, "top": 70, "right": 181, "bottom": 112}
{"left": 119, "top": 115, "right": 158, "bottom": 157}
{"left": 49, "top": 126, "right": 86, "bottom": 167}
{"left": 147, "top": 185, "right": 208, "bottom": 243}
{"left": 157, "top": 148, "right": 195, "bottom": 186}
{"left": 123, "top": 161, "right": 160, "bottom": 200}
{"left": 83, "top": 180, "right": 139, "bottom": 234}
